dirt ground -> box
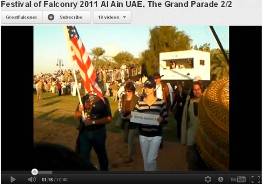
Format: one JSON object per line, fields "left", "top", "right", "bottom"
{"left": 34, "top": 119, "right": 188, "bottom": 171}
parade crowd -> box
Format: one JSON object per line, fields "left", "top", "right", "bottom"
{"left": 34, "top": 68, "right": 207, "bottom": 171}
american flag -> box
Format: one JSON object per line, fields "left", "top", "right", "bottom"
{"left": 66, "top": 26, "right": 104, "bottom": 101}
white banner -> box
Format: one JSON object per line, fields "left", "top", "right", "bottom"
{"left": 130, "top": 111, "right": 159, "bottom": 126}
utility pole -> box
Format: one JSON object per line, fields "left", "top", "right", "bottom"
{"left": 209, "top": 26, "right": 229, "bottom": 65}
{"left": 57, "top": 58, "right": 64, "bottom": 73}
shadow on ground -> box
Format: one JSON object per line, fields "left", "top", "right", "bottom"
{"left": 41, "top": 100, "right": 61, "bottom": 107}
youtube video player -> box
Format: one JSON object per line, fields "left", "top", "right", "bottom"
{"left": 1, "top": 0, "right": 262, "bottom": 183}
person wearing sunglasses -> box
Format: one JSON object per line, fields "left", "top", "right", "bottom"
{"left": 134, "top": 78, "right": 168, "bottom": 171}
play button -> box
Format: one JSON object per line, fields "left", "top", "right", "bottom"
{"left": 10, "top": 176, "right": 16, "bottom": 183}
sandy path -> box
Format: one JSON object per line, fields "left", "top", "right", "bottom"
{"left": 34, "top": 119, "right": 188, "bottom": 171}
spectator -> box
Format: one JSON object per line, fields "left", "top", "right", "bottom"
{"left": 171, "top": 84, "right": 187, "bottom": 141}
{"left": 35, "top": 79, "right": 43, "bottom": 103}
{"left": 61, "top": 81, "right": 67, "bottom": 95}
{"left": 110, "top": 81, "right": 119, "bottom": 101}
{"left": 56, "top": 81, "right": 62, "bottom": 96}
{"left": 153, "top": 73, "right": 171, "bottom": 109}
{"left": 119, "top": 81, "right": 139, "bottom": 163}
{"left": 181, "top": 81, "right": 203, "bottom": 170}
{"left": 135, "top": 80, "right": 144, "bottom": 97}
{"left": 153, "top": 73, "right": 170, "bottom": 149}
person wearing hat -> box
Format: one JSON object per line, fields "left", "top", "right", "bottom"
{"left": 153, "top": 73, "right": 171, "bottom": 149}
{"left": 134, "top": 78, "right": 168, "bottom": 171}
{"left": 75, "top": 91, "right": 112, "bottom": 171}
{"left": 153, "top": 73, "right": 171, "bottom": 110}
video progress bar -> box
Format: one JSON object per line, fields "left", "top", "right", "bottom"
{"left": 2, "top": 173, "right": 262, "bottom": 184}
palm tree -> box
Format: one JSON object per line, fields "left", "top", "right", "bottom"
{"left": 91, "top": 47, "right": 105, "bottom": 61}
{"left": 210, "top": 49, "right": 229, "bottom": 80}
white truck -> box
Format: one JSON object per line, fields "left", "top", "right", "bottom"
{"left": 159, "top": 50, "right": 210, "bottom": 81}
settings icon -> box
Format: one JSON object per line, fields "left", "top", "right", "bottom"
{"left": 205, "top": 176, "right": 212, "bottom": 183}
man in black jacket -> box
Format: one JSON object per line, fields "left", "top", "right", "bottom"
{"left": 171, "top": 84, "right": 187, "bottom": 141}
{"left": 75, "top": 92, "right": 112, "bottom": 171}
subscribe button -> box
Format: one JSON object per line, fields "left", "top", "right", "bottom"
{"left": 43, "top": 11, "right": 91, "bottom": 23}
{"left": 43, "top": 11, "right": 131, "bottom": 24}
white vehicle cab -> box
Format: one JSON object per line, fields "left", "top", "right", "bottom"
{"left": 159, "top": 50, "right": 210, "bottom": 81}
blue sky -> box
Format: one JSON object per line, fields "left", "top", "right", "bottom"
{"left": 34, "top": 25, "right": 229, "bottom": 74}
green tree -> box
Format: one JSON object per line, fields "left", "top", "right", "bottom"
{"left": 141, "top": 26, "right": 192, "bottom": 76}
{"left": 113, "top": 51, "right": 134, "bottom": 65}
{"left": 199, "top": 43, "right": 211, "bottom": 52}
{"left": 133, "top": 58, "right": 141, "bottom": 65}
{"left": 91, "top": 47, "right": 105, "bottom": 61}
{"left": 149, "top": 26, "right": 192, "bottom": 53}
{"left": 193, "top": 44, "right": 199, "bottom": 50}
{"left": 210, "top": 49, "right": 229, "bottom": 80}
{"left": 140, "top": 50, "right": 156, "bottom": 76}
{"left": 94, "top": 59, "right": 108, "bottom": 70}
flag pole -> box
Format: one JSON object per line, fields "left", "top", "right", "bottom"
{"left": 72, "top": 67, "right": 86, "bottom": 119}
{"left": 63, "top": 26, "right": 85, "bottom": 120}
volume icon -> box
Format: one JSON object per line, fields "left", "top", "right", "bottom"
{"left": 28, "top": 177, "right": 36, "bottom": 182}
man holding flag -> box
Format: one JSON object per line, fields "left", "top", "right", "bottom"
{"left": 75, "top": 92, "right": 112, "bottom": 171}
{"left": 66, "top": 26, "right": 112, "bottom": 171}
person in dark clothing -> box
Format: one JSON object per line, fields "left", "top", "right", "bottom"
{"left": 56, "top": 81, "right": 62, "bottom": 96}
{"left": 171, "top": 84, "right": 187, "bottom": 141}
{"left": 34, "top": 143, "right": 97, "bottom": 171}
{"left": 75, "top": 92, "right": 112, "bottom": 171}
{"left": 153, "top": 73, "right": 170, "bottom": 149}
{"left": 119, "top": 81, "right": 139, "bottom": 163}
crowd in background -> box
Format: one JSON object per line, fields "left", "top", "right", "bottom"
{"left": 34, "top": 65, "right": 142, "bottom": 99}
